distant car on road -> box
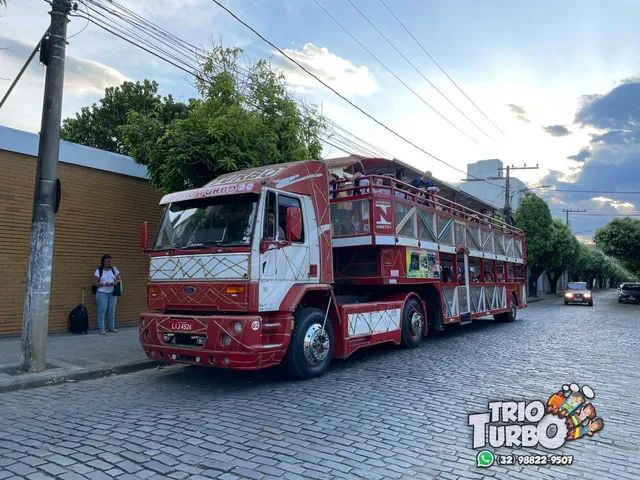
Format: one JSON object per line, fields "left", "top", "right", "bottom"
{"left": 618, "top": 283, "right": 640, "bottom": 304}
{"left": 564, "top": 282, "right": 593, "bottom": 306}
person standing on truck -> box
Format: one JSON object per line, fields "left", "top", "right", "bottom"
{"left": 342, "top": 160, "right": 368, "bottom": 195}
{"left": 93, "top": 254, "right": 121, "bottom": 335}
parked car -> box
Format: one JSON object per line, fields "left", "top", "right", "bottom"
{"left": 618, "top": 283, "right": 640, "bottom": 304}
{"left": 564, "top": 282, "right": 593, "bottom": 306}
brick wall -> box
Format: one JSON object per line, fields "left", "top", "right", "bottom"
{"left": 0, "top": 150, "right": 163, "bottom": 335}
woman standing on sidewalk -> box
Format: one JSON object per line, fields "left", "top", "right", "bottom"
{"left": 93, "top": 254, "right": 121, "bottom": 335}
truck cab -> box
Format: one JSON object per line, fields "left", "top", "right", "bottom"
{"left": 140, "top": 161, "right": 334, "bottom": 377}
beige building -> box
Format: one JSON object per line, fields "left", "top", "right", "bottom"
{"left": 0, "top": 126, "right": 163, "bottom": 336}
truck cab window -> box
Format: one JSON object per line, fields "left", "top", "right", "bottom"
{"left": 278, "top": 194, "right": 304, "bottom": 243}
{"left": 263, "top": 191, "right": 277, "bottom": 240}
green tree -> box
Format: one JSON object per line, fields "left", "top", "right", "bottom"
{"left": 514, "top": 194, "right": 553, "bottom": 297}
{"left": 545, "top": 219, "right": 580, "bottom": 294}
{"left": 121, "top": 46, "right": 323, "bottom": 193}
{"left": 594, "top": 217, "right": 640, "bottom": 276}
{"left": 61, "top": 79, "right": 188, "bottom": 155}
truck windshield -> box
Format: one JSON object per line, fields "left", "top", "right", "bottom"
{"left": 155, "top": 194, "right": 259, "bottom": 249}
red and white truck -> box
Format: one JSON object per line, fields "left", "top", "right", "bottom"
{"left": 139, "top": 159, "right": 527, "bottom": 378}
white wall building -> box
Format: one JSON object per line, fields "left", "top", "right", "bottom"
{"left": 458, "top": 159, "right": 528, "bottom": 211}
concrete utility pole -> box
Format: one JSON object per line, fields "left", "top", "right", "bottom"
{"left": 20, "top": 0, "right": 72, "bottom": 373}
{"left": 562, "top": 208, "right": 587, "bottom": 229}
{"left": 497, "top": 164, "right": 539, "bottom": 225}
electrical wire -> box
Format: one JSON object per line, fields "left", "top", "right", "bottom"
{"left": 0, "top": 29, "right": 49, "bottom": 111}
{"left": 74, "top": 3, "right": 388, "bottom": 163}
{"left": 379, "top": 0, "right": 504, "bottom": 135}
{"left": 310, "top": 0, "right": 488, "bottom": 149}
{"left": 80, "top": 1, "right": 395, "bottom": 162}
{"left": 211, "top": 0, "right": 507, "bottom": 189}
{"left": 346, "top": 0, "right": 497, "bottom": 144}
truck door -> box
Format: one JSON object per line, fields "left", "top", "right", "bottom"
{"left": 258, "top": 191, "right": 311, "bottom": 311}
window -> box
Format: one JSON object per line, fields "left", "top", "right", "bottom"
{"left": 263, "top": 191, "right": 277, "bottom": 240}
{"left": 278, "top": 195, "right": 304, "bottom": 243}
{"left": 496, "top": 262, "right": 505, "bottom": 283}
{"left": 483, "top": 260, "right": 494, "bottom": 282}
{"left": 156, "top": 194, "right": 259, "bottom": 249}
{"left": 263, "top": 192, "right": 305, "bottom": 243}
{"left": 440, "top": 253, "right": 454, "bottom": 284}
{"left": 469, "top": 258, "right": 481, "bottom": 283}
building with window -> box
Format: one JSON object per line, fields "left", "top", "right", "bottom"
{"left": 0, "top": 126, "right": 162, "bottom": 336}
{"left": 458, "top": 159, "right": 528, "bottom": 211}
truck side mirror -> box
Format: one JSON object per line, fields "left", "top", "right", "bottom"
{"left": 140, "top": 221, "right": 149, "bottom": 252}
{"left": 286, "top": 207, "right": 302, "bottom": 242}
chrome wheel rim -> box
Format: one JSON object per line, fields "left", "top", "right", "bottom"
{"left": 303, "top": 324, "right": 330, "bottom": 366}
{"left": 409, "top": 310, "right": 424, "bottom": 337}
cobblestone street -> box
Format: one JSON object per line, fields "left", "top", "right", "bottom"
{"left": 1, "top": 289, "right": 639, "bottom": 480}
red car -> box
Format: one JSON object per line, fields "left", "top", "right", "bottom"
{"left": 564, "top": 282, "right": 593, "bottom": 306}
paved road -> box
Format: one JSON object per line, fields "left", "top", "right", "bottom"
{"left": 1, "top": 290, "right": 639, "bottom": 480}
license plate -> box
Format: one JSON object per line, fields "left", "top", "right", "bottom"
{"left": 169, "top": 320, "right": 193, "bottom": 331}
{"left": 630, "top": 297, "right": 636, "bottom": 301}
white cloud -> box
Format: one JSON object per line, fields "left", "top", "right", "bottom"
{"left": 276, "top": 43, "right": 377, "bottom": 96}
{"left": 0, "top": 36, "right": 128, "bottom": 132}
{"left": 590, "top": 196, "right": 635, "bottom": 210}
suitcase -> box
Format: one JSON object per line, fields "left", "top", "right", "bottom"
{"left": 69, "top": 288, "right": 89, "bottom": 334}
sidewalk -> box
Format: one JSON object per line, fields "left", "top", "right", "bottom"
{"left": 0, "top": 327, "right": 158, "bottom": 393}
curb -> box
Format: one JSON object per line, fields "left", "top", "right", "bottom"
{"left": 0, "top": 359, "right": 163, "bottom": 394}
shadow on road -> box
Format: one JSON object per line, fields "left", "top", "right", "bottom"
{"left": 150, "top": 315, "right": 513, "bottom": 392}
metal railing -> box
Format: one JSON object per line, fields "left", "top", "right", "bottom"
{"left": 329, "top": 175, "right": 524, "bottom": 257}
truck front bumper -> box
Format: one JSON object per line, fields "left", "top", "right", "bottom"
{"left": 139, "top": 313, "right": 289, "bottom": 370}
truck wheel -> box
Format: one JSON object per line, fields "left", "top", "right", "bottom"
{"left": 401, "top": 297, "right": 425, "bottom": 348}
{"left": 284, "top": 307, "right": 333, "bottom": 380}
{"left": 494, "top": 295, "right": 517, "bottom": 322}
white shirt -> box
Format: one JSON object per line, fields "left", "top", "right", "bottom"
{"left": 95, "top": 267, "right": 119, "bottom": 294}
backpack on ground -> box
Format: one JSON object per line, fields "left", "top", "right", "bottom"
{"left": 69, "top": 288, "right": 89, "bottom": 334}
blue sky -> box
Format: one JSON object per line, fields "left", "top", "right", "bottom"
{"left": 1, "top": 0, "right": 640, "bottom": 240}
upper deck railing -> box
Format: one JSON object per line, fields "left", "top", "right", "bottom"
{"left": 329, "top": 175, "right": 525, "bottom": 261}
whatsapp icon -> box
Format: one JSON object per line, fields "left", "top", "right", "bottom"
{"left": 476, "top": 450, "right": 494, "bottom": 468}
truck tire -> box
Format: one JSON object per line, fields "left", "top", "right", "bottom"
{"left": 401, "top": 297, "right": 425, "bottom": 348}
{"left": 494, "top": 295, "right": 517, "bottom": 322}
{"left": 284, "top": 307, "right": 333, "bottom": 380}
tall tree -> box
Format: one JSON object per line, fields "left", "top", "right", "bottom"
{"left": 594, "top": 217, "right": 640, "bottom": 276}
{"left": 121, "top": 46, "right": 323, "bottom": 193}
{"left": 545, "top": 219, "right": 580, "bottom": 294}
{"left": 514, "top": 194, "right": 553, "bottom": 297}
{"left": 61, "top": 79, "right": 188, "bottom": 155}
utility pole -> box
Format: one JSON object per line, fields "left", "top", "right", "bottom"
{"left": 497, "top": 164, "right": 539, "bottom": 225}
{"left": 562, "top": 208, "right": 586, "bottom": 229}
{"left": 21, "top": 0, "right": 72, "bottom": 373}
{"left": 561, "top": 208, "right": 586, "bottom": 288}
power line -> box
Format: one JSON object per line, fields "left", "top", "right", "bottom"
{"left": 310, "top": 0, "right": 488, "bottom": 149}
{"left": 83, "top": 0, "right": 394, "bottom": 162}
{"left": 378, "top": 0, "right": 504, "bottom": 135}
{"left": 211, "top": 0, "right": 506, "bottom": 189}
{"left": 0, "top": 29, "right": 49, "bottom": 111}
{"left": 346, "top": 0, "right": 497, "bottom": 144}
{"left": 75, "top": 2, "right": 386, "bottom": 162}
